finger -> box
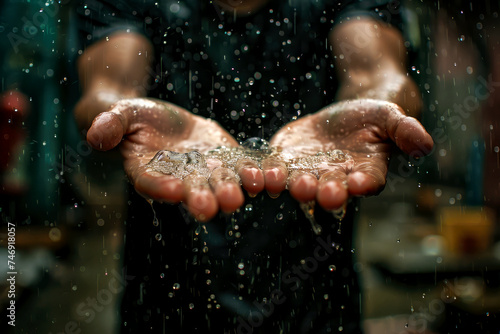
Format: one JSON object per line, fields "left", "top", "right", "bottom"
{"left": 385, "top": 104, "right": 434, "bottom": 157}
{"left": 209, "top": 167, "right": 244, "bottom": 213}
{"left": 134, "top": 171, "right": 184, "bottom": 203}
{"left": 87, "top": 111, "right": 126, "bottom": 151}
{"left": 317, "top": 169, "right": 348, "bottom": 210}
{"left": 235, "top": 158, "right": 265, "bottom": 196}
{"left": 184, "top": 173, "right": 218, "bottom": 222}
{"left": 347, "top": 161, "right": 387, "bottom": 196}
{"left": 262, "top": 157, "right": 288, "bottom": 197}
{"left": 288, "top": 171, "right": 318, "bottom": 203}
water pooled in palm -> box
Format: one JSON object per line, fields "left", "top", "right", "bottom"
{"left": 146, "top": 137, "right": 352, "bottom": 180}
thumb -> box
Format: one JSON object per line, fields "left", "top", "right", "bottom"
{"left": 87, "top": 111, "right": 127, "bottom": 151}
{"left": 386, "top": 107, "right": 434, "bottom": 157}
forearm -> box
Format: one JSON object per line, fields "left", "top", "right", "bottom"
{"left": 330, "top": 18, "right": 422, "bottom": 117}
{"left": 75, "top": 32, "right": 154, "bottom": 130}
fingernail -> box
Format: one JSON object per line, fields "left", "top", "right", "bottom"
{"left": 264, "top": 168, "right": 280, "bottom": 180}
{"left": 248, "top": 168, "right": 259, "bottom": 179}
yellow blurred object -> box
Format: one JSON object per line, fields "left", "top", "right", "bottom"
{"left": 440, "top": 206, "right": 496, "bottom": 255}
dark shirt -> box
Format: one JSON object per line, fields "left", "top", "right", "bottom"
{"left": 77, "top": 1, "right": 401, "bottom": 333}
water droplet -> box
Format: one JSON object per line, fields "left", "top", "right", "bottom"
{"left": 328, "top": 265, "right": 336, "bottom": 272}
{"left": 298, "top": 201, "right": 320, "bottom": 233}
{"left": 240, "top": 137, "right": 271, "bottom": 152}
{"left": 189, "top": 303, "right": 195, "bottom": 310}
{"left": 238, "top": 262, "right": 245, "bottom": 270}
{"left": 172, "top": 283, "right": 180, "bottom": 290}
{"left": 332, "top": 204, "right": 346, "bottom": 220}
{"left": 155, "top": 233, "right": 162, "bottom": 241}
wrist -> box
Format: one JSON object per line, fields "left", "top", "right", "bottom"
{"left": 337, "top": 73, "right": 422, "bottom": 118}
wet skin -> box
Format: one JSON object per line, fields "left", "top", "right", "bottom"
{"left": 77, "top": 17, "right": 433, "bottom": 222}
{"left": 86, "top": 98, "right": 433, "bottom": 221}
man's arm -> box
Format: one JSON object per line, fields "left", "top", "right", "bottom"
{"left": 74, "top": 32, "right": 153, "bottom": 131}
{"left": 269, "top": 17, "right": 433, "bottom": 208}
{"left": 330, "top": 18, "right": 422, "bottom": 117}
{"left": 74, "top": 32, "right": 265, "bottom": 221}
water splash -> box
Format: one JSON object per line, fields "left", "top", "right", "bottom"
{"left": 146, "top": 139, "right": 352, "bottom": 180}
{"left": 147, "top": 150, "right": 210, "bottom": 179}
{"left": 288, "top": 150, "right": 353, "bottom": 178}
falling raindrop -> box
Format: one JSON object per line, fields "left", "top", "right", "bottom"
{"left": 147, "top": 199, "right": 159, "bottom": 227}
{"left": 300, "top": 202, "right": 322, "bottom": 235}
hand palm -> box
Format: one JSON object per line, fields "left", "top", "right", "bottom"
{"left": 86, "top": 98, "right": 262, "bottom": 221}
{"left": 270, "top": 99, "right": 433, "bottom": 209}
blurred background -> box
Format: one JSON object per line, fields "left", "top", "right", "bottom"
{"left": 0, "top": 0, "right": 499, "bottom": 333}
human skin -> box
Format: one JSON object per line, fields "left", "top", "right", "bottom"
{"left": 75, "top": 15, "right": 433, "bottom": 221}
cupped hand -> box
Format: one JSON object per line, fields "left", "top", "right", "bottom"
{"left": 267, "top": 99, "right": 434, "bottom": 210}
{"left": 86, "top": 98, "right": 265, "bottom": 221}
